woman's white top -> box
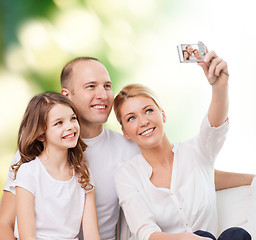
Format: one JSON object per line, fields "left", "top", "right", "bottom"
{"left": 11, "top": 157, "right": 94, "bottom": 240}
{"left": 115, "top": 115, "right": 229, "bottom": 240}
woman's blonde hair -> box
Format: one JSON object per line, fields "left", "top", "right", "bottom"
{"left": 12, "top": 92, "right": 93, "bottom": 191}
{"left": 114, "top": 84, "right": 161, "bottom": 125}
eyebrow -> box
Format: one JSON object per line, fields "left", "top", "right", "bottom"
{"left": 83, "top": 81, "right": 112, "bottom": 86}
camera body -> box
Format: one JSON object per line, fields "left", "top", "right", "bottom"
{"left": 177, "top": 43, "right": 206, "bottom": 63}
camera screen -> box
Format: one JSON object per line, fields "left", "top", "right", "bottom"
{"left": 178, "top": 43, "right": 206, "bottom": 63}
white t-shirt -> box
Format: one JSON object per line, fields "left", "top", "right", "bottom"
{"left": 83, "top": 128, "right": 140, "bottom": 240}
{"left": 115, "top": 116, "right": 229, "bottom": 240}
{"left": 4, "top": 128, "right": 140, "bottom": 240}
{"left": 10, "top": 157, "right": 93, "bottom": 240}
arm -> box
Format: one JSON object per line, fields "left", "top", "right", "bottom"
{"left": 150, "top": 232, "right": 212, "bottom": 240}
{"left": 82, "top": 189, "right": 101, "bottom": 240}
{"left": 198, "top": 51, "right": 229, "bottom": 127}
{"left": 0, "top": 191, "right": 16, "bottom": 240}
{"left": 16, "top": 187, "right": 36, "bottom": 240}
{"left": 199, "top": 50, "right": 255, "bottom": 190}
{"left": 214, "top": 169, "right": 255, "bottom": 191}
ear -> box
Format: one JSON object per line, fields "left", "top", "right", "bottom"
{"left": 61, "top": 88, "right": 72, "bottom": 100}
{"left": 121, "top": 126, "right": 131, "bottom": 140}
{"left": 37, "top": 133, "right": 45, "bottom": 142}
{"left": 161, "top": 109, "right": 167, "bottom": 123}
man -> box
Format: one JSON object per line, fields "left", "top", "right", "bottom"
{"left": 186, "top": 45, "right": 197, "bottom": 61}
{"left": 0, "top": 57, "right": 254, "bottom": 240}
{"left": 61, "top": 57, "right": 140, "bottom": 240}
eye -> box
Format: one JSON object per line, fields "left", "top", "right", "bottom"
{"left": 54, "top": 121, "right": 63, "bottom": 126}
{"left": 127, "top": 116, "right": 135, "bottom": 122}
{"left": 145, "top": 109, "right": 153, "bottom": 114}
{"left": 71, "top": 116, "right": 77, "bottom": 121}
{"left": 87, "top": 84, "right": 95, "bottom": 89}
{"left": 104, "top": 84, "right": 112, "bottom": 89}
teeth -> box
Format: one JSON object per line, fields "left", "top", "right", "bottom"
{"left": 63, "top": 133, "right": 75, "bottom": 139}
{"left": 141, "top": 128, "right": 154, "bottom": 136}
{"left": 93, "top": 105, "right": 106, "bottom": 109}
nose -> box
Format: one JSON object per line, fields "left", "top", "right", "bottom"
{"left": 95, "top": 86, "right": 108, "bottom": 100}
{"left": 65, "top": 120, "right": 75, "bottom": 130}
{"left": 139, "top": 116, "right": 149, "bottom": 127}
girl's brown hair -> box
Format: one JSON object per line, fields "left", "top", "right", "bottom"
{"left": 12, "top": 92, "right": 92, "bottom": 191}
{"left": 114, "top": 84, "right": 161, "bottom": 125}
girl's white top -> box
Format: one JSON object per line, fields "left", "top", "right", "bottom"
{"left": 115, "top": 115, "right": 229, "bottom": 240}
{"left": 11, "top": 157, "right": 94, "bottom": 240}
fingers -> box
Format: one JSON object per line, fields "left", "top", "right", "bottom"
{"left": 197, "top": 49, "right": 229, "bottom": 85}
{"left": 203, "top": 50, "right": 218, "bottom": 64}
{"left": 204, "top": 51, "right": 228, "bottom": 78}
{"left": 208, "top": 57, "right": 223, "bottom": 78}
{"left": 198, "top": 41, "right": 209, "bottom": 53}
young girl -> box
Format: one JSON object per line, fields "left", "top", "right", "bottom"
{"left": 11, "top": 92, "right": 101, "bottom": 240}
{"left": 113, "top": 51, "right": 251, "bottom": 240}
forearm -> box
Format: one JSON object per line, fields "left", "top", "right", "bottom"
{"left": 82, "top": 190, "right": 101, "bottom": 240}
{"left": 0, "top": 222, "right": 16, "bottom": 240}
{"left": 208, "top": 80, "right": 229, "bottom": 127}
{"left": 215, "top": 169, "right": 255, "bottom": 191}
{"left": 83, "top": 232, "right": 101, "bottom": 240}
{"left": 149, "top": 231, "right": 205, "bottom": 240}
{"left": 0, "top": 191, "right": 16, "bottom": 240}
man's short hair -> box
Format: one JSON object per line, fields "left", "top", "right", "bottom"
{"left": 60, "top": 57, "right": 99, "bottom": 90}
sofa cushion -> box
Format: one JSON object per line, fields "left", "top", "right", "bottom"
{"left": 216, "top": 186, "right": 251, "bottom": 235}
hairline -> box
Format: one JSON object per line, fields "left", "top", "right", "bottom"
{"left": 61, "top": 57, "right": 100, "bottom": 92}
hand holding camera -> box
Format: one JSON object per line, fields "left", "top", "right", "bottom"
{"left": 178, "top": 42, "right": 229, "bottom": 85}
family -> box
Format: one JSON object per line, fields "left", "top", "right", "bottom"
{"left": 0, "top": 48, "right": 254, "bottom": 240}
{"left": 183, "top": 45, "right": 202, "bottom": 61}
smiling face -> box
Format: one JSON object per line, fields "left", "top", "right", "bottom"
{"left": 120, "top": 96, "right": 166, "bottom": 150}
{"left": 193, "top": 49, "right": 201, "bottom": 59}
{"left": 186, "top": 45, "right": 194, "bottom": 56}
{"left": 44, "top": 103, "right": 80, "bottom": 151}
{"left": 64, "top": 60, "right": 114, "bottom": 128}
{"left": 183, "top": 50, "right": 189, "bottom": 60}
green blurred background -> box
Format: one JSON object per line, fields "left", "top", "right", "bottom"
{"left": 1, "top": 0, "right": 256, "bottom": 199}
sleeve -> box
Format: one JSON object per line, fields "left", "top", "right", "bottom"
{"left": 115, "top": 165, "right": 161, "bottom": 240}
{"left": 84, "top": 168, "right": 95, "bottom": 194}
{"left": 11, "top": 163, "right": 36, "bottom": 196}
{"left": 3, "top": 151, "right": 21, "bottom": 194}
{"left": 194, "top": 114, "right": 229, "bottom": 166}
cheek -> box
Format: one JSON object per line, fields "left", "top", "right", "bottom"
{"left": 74, "top": 121, "right": 80, "bottom": 130}
{"left": 108, "top": 92, "right": 114, "bottom": 102}
{"left": 124, "top": 123, "right": 137, "bottom": 137}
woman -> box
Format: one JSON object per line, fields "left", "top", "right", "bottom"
{"left": 182, "top": 50, "right": 190, "bottom": 60}
{"left": 193, "top": 49, "right": 201, "bottom": 60}
{"left": 113, "top": 51, "right": 251, "bottom": 240}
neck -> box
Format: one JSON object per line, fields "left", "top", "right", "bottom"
{"left": 38, "top": 147, "right": 69, "bottom": 170}
{"left": 80, "top": 122, "right": 103, "bottom": 139}
{"left": 140, "top": 135, "right": 174, "bottom": 168}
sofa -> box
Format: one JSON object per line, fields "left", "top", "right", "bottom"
{"left": 117, "top": 181, "right": 256, "bottom": 240}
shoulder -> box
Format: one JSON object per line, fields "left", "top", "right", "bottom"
{"left": 104, "top": 128, "right": 125, "bottom": 141}
{"left": 115, "top": 154, "right": 150, "bottom": 182}
{"left": 104, "top": 128, "right": 140, "bottom": 153}
{"left": 17, "top": 158, "right": 40, "bottom": 176}
{"left": 117, "top": 154, "right": 142, "bottom": 169}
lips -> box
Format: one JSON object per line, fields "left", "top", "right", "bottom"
{"left": 91, "top": 104, "right": 107, "bottom": 109}
{"left": 139, "top": 127, "right": 155, "bottom": 136}
{"left": 63, "top": 132, "right": 76, "bottom": 139}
